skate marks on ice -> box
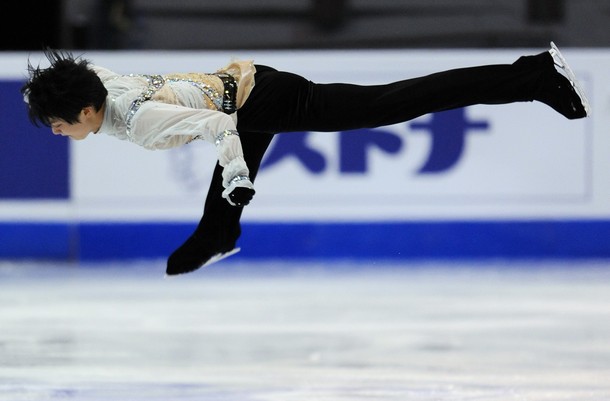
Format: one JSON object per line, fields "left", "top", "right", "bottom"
{"left": 1, "top": 260, "right": 610, "bottom": 400}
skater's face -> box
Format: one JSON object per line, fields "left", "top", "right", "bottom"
{"left": 49, "top": 106, "right": 101, "bottom": 141}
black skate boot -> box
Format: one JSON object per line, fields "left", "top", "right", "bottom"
{"left": 537, "top": 42, "right": 590, "bottom": 119}
{"left": 166, "top": 233, "right": 239, "bottom": 276}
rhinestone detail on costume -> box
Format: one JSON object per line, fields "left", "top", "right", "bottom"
{"left": 165, "top": 74, "right": 224, "bottom": 111}
{"left": 215, "top": 129, "right": 239, "bottom": 146}
{"left": 229, "top": 175, "right": 250, "bottom": 185}
{"left": 125, "top": 74, "right": 165, "bottom": 140}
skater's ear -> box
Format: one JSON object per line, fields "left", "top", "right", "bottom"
{"left": 81, "top": 106, "right": 96, "bottom": 117}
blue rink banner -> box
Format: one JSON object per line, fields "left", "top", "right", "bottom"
{"left": 0, "top": 80, "right": 70, "bottom": 199}
{"left": 1, "top": 49, "right": 610, "bottom": 261}
{"left": 1, "top": 220, "right": 610, "bottom": 261}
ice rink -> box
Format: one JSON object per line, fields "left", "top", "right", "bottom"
{"left": 1, "top": 259, "right": 609, "bottom": 401}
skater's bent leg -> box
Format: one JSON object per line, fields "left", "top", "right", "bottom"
{"left": 166, "top": 131, "right": 275, "bottom": 275}
{"left": 197, "top": 131, "right": 274, "bottom": 249}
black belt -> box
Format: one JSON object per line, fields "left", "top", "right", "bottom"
{"left": 215, "top": 73, "right": 238, "bottom": 114}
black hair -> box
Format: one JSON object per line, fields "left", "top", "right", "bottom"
{"left": 21, "top": 49, "right": 108, "bottom": 127}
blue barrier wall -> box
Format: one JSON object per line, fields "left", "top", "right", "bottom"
{"left": 2, "top": 221, "right": 610, "bottom": 261}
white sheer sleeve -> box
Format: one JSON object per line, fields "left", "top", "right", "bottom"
{"left": 130, "top": 102, "right": 251, "bottom": 188}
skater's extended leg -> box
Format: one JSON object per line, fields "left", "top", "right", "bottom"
{"left": 238, "top": 46, "right": 587, "bottom": 135}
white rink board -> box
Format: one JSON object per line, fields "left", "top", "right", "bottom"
{"left": 3, "top": 49, "right": 609, "bottom": 222}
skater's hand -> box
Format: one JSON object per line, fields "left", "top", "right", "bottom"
{"left": 227, "top": 187, "right": 255, "bottom": 207}
{"left": 222, "top": 175, "right": 255, "bottom": 207}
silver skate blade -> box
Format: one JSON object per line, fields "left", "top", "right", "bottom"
{"left": 549, "top": 41, "right": 591, "bottom": 117}
{"left": 201, "top": 247, "right": 241, "bottom": 268}
{"left": 164, "top": 248, "right": 241, "bottom": 278}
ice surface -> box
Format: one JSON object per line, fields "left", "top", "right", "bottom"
{"left": 1, "top": 260, "right": 609, "bottom": 400}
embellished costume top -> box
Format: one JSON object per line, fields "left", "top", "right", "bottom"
{"left": 94, "top": 60, "right": 256, "bottom": 189}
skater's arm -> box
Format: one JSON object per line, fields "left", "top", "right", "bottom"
{"left": 129, "top": 102, "right": 254, "bottom": 204}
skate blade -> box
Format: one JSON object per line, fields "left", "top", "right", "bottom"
{"left": 164, "top": 248, "right": 241, "bottom": 278}
{"left": 201, "top": 247, "right": 241, "bottom": 268}
{"left": 549, "top": 41, "right": 591, "bottom": 117}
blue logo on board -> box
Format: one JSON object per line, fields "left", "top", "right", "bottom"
{"left": 261, "top": 108, "right": 490, "bottom": 175}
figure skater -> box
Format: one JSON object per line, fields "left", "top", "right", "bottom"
{"left": 21, "top": 42, "right": 589, "bottom": 275}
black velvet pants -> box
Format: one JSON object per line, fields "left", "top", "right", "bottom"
{"left": 190, "top": 51, "right": 555, "bottom": 252}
